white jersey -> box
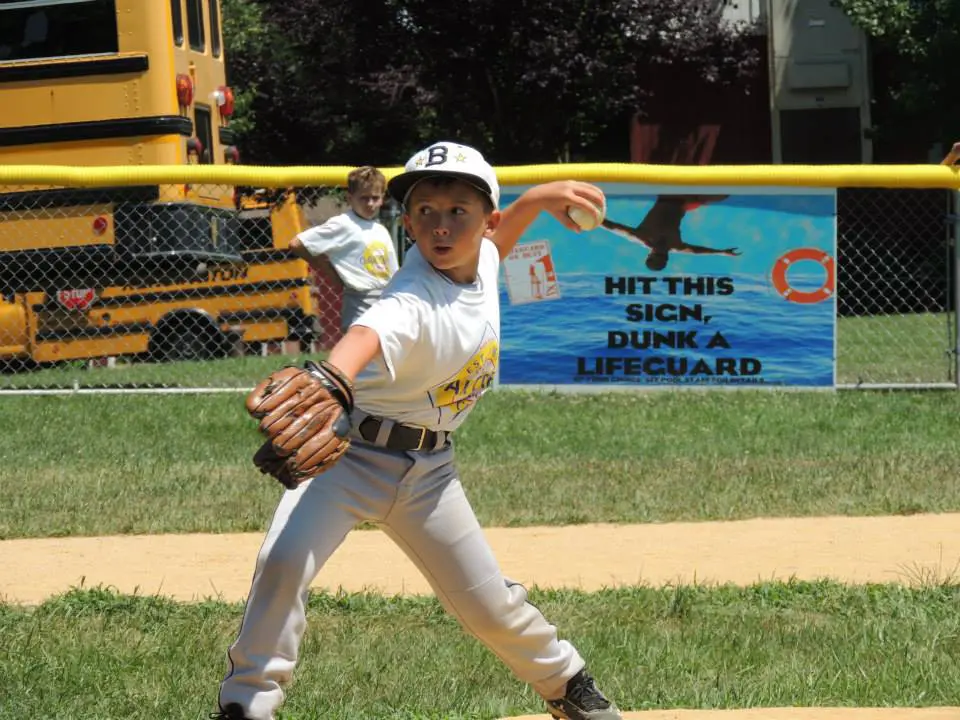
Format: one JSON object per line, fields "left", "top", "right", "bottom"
{"left": 353, "top": 238, "right": 501, "bottom": 432}
{"left": 295, "top": 210, "right": 399, "bottom": 292}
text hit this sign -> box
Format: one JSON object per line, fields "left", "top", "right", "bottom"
{"left": 498, "top": 186, "right": 837, "bottom": 388}
{"left": 587, "top": 274, "right": 760, "bottom": 380}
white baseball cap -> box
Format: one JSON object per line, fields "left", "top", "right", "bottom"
{"left": 388, "top": 141, "right": 500, "bottom": 210}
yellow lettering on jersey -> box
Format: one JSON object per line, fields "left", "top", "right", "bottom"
{"left": 429, "top": 338, "right": 499, "bottom": 416}
{"left": 362, "top": 241, "right": 393, "bottom": 281}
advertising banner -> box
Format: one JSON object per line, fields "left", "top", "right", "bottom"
{"left": 499, "top": 185, "right": 837, "bottom": 388}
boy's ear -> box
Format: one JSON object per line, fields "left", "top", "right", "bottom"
{"left": 485, "top": 210, "right": 501, "bottom": 234}
{"left": 402, "top": 213, "right": 415, "bottom": 238}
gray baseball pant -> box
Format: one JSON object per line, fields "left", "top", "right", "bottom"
{"left": 340, "top": 288, "right": 382, "bottom": 333}
{"left": 217, "top": 432, "right": 584, "bottom": 720}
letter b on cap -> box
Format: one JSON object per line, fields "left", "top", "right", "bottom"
{"left": 425, "top": 145, "right": 449, "bottom": 167}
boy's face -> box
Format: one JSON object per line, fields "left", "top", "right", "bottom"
{"left": 347, "top": 184, "right": 384, "bottom": 220}
{"left": 403, "top": 178, "right": 499, "bottom": 284}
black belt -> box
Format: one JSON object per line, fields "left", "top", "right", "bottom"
{"left": 357, "top": 416, "right": 443, "bottom": 452}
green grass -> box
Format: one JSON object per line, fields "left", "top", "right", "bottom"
{"left": 3, "top": 389, "right": 960, "bottom": 539}
{"left": 0, "top": 311, "right": 954, "bottom": 389}
{"left": 0, "top": 353, "right": 317, "bottom": 389}
{"left": 1, "top": 582, "right": 957, "bottom": 719}
{"left": 836, "top": 312, "right": 955, "bottom": 385}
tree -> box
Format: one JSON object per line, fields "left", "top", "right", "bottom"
{"left": 368, "top": 0, "right": 762, "bottom": 163}
{"left": 221, "top": 0, "right": 762, "bottom": 165}
{"left": 838, "top": 0, "right": 960, "bottom": 159}
{"left": 221, "top": 0, "right": 276, "bottom": 140}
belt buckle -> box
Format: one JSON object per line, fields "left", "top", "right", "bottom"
{"left": 414, "top": 427, "right": 427, "bottom": 451}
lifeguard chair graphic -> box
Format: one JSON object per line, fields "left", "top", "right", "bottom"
{"left": 503, "top": 240, "right": 561, "bottom": 305}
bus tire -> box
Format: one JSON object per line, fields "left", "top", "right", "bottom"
{"left": 149, "top": 311, "right": 229, "bottom": 363}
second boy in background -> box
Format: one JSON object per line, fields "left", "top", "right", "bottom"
{"left": 290, "top": 166, "right": 400, "bottom": 333}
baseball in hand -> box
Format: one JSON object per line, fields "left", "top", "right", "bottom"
{"left": 567, "top": 202, "right": 604, "bottom": 231}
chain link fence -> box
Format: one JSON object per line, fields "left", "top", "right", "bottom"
{"left": 0, "top": 182, "right": 955, "bottom": 392}
{"left": 836, "top": 188, "right": 956, "bottom": 388}
{"left": 0, "top": 183, "right": 357, "bottom": 391}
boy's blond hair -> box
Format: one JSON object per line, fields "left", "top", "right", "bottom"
{"left": 347, "top": 166, "right": 386, "bottom": 195}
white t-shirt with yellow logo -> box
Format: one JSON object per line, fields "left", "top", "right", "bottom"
{"left": 353, "top": 238, "right": 500, "bottom": 432}
{"left": 295, "top": 210, "right": 399, "bottom": 291}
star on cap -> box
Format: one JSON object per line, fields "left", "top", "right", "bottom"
{"left": 414, "top": 155, "right": 425, "bottom": 167}
{"left": 455, "top": 153, "right": 467, "bottom": 163}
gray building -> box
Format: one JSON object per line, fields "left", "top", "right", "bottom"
{"left": 719, "top": 0, "right": 872, "bottom": 163}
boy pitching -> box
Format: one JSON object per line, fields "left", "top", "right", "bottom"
{"left": 290, "top": 166, "right": 400, "bottom": 332}
{"left": 214, "top": 142, "right": 621, "bottom": 720}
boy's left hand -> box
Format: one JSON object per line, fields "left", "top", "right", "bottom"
{"left": 530, "top": 181, "right": 607, "bottom": 233}
{"left": 246, "top": 360, "right": 355, "bottom": 488}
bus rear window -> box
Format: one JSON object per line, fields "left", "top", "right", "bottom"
{"left": 208, "top": 0, "right": 220, "bottom": 57}
{"left": 171, "top": 0, "right": 183, "bottom": 46}
{"left": 194, "top": 105, "right": 213, "bottom": 164}
{"left": 185, "top": 0, "right": 204, "bottom": 52}
{"left": 0, "top": 0, "right": 118, "bottom": 62}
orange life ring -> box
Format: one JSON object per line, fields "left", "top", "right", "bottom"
{"left": 771, "top": 248, "right": 835, "bottom": 304}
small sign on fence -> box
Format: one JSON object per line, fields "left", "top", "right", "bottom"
{"left": 503, "top": 239, "right": 561, "bottom": 305}
{"left": 56, "top": 288, "right": 97, "bottom": 312}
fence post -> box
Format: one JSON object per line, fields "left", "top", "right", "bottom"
{"left": 942, "top": 143, "right": 960, "bottom": 388}
{"left": 954, "top": 188, "right": 960, "bottom": 388}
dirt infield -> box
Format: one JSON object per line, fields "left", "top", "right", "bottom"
{"left": 2, "top": 512, "right": 959, "bottom": 605}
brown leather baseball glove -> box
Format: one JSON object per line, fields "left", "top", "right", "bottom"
{"left": 245, "top": 360, "right": 354, "bottom": 488}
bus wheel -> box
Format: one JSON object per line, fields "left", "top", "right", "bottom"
{"left": 150, "top": 312, "right": 228, "bottom": 363}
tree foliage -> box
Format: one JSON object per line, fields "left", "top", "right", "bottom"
{"left": 221, "top": 0, "right": 275, "bottom": 139}
{"left": 221, "top": 0, "right": 761, "bottom": 165}
{"left": 838, "top": 0, "right": 960, "bottom": 155}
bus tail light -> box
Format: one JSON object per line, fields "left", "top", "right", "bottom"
{"left": 214, "top": 85, "right": 235, "bottom": 119}
{"left": 92, "top": 216, "right": 109, "bottom": 236}
{"left": 187, "top": 137, "right": 204, "bottom": 160}
{"left": 176, "top": 74, "right": 194, "bottom": 107}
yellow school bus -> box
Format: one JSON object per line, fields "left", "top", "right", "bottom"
{"left": 0, "top": 0, "right": 317, "bottom": 364}
{"left": 0, "top": 190, "right": 318, "bottom": 363}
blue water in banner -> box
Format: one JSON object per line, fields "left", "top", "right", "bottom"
{"left": 498, "top": 185, "right": 837, "bottom": 388}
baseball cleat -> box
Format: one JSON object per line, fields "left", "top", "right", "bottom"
{"left": 209, "top": 703, "right": 252, "bottom": 720}
{"left": 545, "top": 667, "right": 623, "bottom": 719}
